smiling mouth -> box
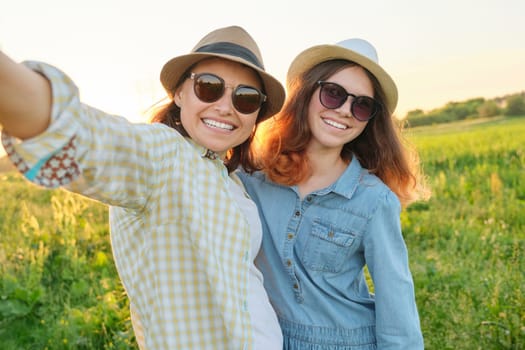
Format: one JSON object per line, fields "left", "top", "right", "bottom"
{"left": 322, "top": 118, "right": 347, "bottom": 130}
{"left": 203, "top": 118, "right": 235, "bottom": 131}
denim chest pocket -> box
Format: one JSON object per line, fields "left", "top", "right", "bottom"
{"left": 301, "top": 220, "right": 359, "bottom": 273}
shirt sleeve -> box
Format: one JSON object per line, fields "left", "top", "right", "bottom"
{"left": 1, "top": 61, "right": 177, "bottom": 210}
{"left": 363, "top": 190, "right": 425, "bottom": 349}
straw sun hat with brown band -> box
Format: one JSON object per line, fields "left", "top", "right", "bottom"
{"left": 160, "top": 26, "right": 285, "bottom": 121}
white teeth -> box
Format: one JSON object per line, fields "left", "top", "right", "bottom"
{"left": 203, "top": 119, "right": 234, "bottom": 130}
{"left": 323, "top": 118, "right": 347, "bottom": 130}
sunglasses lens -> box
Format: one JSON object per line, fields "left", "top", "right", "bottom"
{"left": 194, "top": 74, "right": 224, "bottom": 102}
{"left": 233, "top": 86, "right": 263, "bottom": 114}
{"left": 320, "top": 83, "right": 347, "bottom": 109}
{"left": 352, "top": 96, "right": 377, "bottom": 121}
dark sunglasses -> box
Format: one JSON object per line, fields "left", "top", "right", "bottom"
{"left": 190, "top": 72, "right": 267, "bottom": 114}
{"left": 317, "top": 81, "right": 381, "bottom": 121}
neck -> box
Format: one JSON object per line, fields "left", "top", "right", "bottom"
{"left": 297, "top": 146, "right": 349, "bottom": 198}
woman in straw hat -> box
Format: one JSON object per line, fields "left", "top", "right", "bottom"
{"left": 238, "top": 39, "right": 429, "bottom": 349}
{"left": 0, "top": 26, "right": 285, "bottom": 349}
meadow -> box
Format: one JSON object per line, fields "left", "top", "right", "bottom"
{"left": 0, "top": 117, "right": 524, "bottom": 349}
{"left": 403, "top": 116, "right": 524, "bottom": 349}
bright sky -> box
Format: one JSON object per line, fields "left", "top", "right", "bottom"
{"left": 1, "top": 0, "right": 524, "bottom": 150}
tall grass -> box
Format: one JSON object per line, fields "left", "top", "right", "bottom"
{"left": 403, "top": 117, "right": 524, "bottom": 349}
{"left": 0, "top": 117, "right": 523, "bottom": 349}
{"left": 0, "top": 177, "right": 136, "bottom": 349}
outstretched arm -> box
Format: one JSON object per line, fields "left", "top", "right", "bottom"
{"left": 0, "top": 51, "right": 52, "bottom": 140}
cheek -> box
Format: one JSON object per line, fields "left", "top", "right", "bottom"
{"left": 308, "top": 92, "right": 323, "bottom": 111}
{"left": 178, "top": 103, "right": 203, "bottom": 136}
{"left": 179, "top": 92, "right": 206, "bottom": 123}
{"left": 178, "top": 82, "right": 202, "bottom": 108}
{"left": 307, "top": 97, "right": 323, "bottom": 125}
{"left": 242, "top": 118, "right": 258, "bottom": 136}
{"left": 354, "top": 121, "right": 368, "bottom": 136}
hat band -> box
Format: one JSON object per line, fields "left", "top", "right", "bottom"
{"left": 196, "top": 42, "right": 264, "bottom": 69}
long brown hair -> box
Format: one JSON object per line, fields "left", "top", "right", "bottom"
{"left": 149, "top": 60, "right": 268, "bottom": 174}
{"left": 258, "top": 59, "right": 429, "bottom": 206}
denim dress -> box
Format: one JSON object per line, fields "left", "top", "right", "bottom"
{"left": 238, "top": 156, "right": 424, "bottom": 350}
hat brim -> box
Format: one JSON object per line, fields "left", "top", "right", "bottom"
{"left": 160, "top": 52, "right": 285, "bottom": 121}
{"left": 286, "top": 45, "right": 398, "bottom": 114}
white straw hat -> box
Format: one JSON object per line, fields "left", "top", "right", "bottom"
{"left": 287, "top": 38, "right": 398, "bottom": 114}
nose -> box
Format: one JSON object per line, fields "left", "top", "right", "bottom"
{"left": 334, "top": 95, "right": 353, "bottom": 118}
{"left": 214, "top": 86, "right": 234, "bottom": 115}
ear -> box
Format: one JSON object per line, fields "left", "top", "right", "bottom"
{"left": 173, "top": 89, "right": 183, "bottom": 107}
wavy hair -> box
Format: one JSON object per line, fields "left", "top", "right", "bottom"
{"left": 258, "top": 59, "right": 429, "bottom": 206}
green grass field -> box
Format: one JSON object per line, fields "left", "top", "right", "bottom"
{"left": 0, "top": 179, "right": 135, "bottom": 349}
{"left": 1, "top": 117, "right": 524, "bottom": 349}
{"left": 403, "top": 116, "right": 524, "bottom": 349}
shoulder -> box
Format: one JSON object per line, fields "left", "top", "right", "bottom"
{"left": 235, "top": 169, "right": 293, "bottom": 202}
{"left": 236, "top": 169, "right": 270, "bottom": 187}
{"left": 350, "top": 166, "right": 401, "bottom": 217}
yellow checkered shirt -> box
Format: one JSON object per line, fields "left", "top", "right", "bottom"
{"left": 1, "top": 62, "right": 253, "bottom": 349}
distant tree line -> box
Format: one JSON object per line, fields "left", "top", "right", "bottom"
{"left": 402, "top": 91, "right": 525, "bottom": 127}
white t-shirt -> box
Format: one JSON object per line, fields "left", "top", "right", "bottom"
{"left": 229, "top": 177, "right": 283, "bottom": 350}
